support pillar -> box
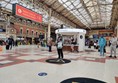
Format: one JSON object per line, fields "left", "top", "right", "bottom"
{"left": 5, "top": 15, "right": 10, "bottom": 37}
{"left": 47, "top": 8, "right": 52, "bottom": 39}
{"left": 44, "top": 27, "right": 47, "bottom": 40}
{"left": 116, "top": 21, "right": 118, "bottom": 37}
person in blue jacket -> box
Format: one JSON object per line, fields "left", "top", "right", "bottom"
{"left": 98, "top": 35, "right": 106, "bottom": 56}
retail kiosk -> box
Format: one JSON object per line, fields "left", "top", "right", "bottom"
{"left": 55, "top": 29, "right": 86, "bottom": 52}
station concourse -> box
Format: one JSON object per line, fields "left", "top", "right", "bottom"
{"left": 0, "top": 0, "right": 118, "bottom": 83}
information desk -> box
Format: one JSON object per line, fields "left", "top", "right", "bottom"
{"left": 63, "top": 44, "right": 79, "bottom": 52}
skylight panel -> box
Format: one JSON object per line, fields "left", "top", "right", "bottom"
{"left": 106, "top": 0, "right": 113, "bottom": 3}
{"left": 73, "top": 0, "right": 80, "bottom": 6}
{"left": 86, "top": 1, "right": 93, "bottom": 7}
{"left": 65, "top": 1, "right": 71, "bottom": 6}
{"left": 84, "top": 0, "right": 90, "bottom": 4}
{"left": 5, "top": 3, "right": 12, "bottom": 10}
{"left": 10, "top": 0, "right": 18, "bottom": 4}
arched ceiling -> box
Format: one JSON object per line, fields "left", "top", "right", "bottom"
{"left": 37, "top": 0, "right": 118, "bottom": 29}
{"left": 0, "top": 0, "right": 118, "bottom": 29}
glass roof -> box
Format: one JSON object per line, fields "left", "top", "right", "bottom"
{"left": 1, "top": 0, "right": 113, "bottom": 28}
{"left": 0, "top": 0, "right": 69, "bottom": 28}
{"left": 59, "top": 0, "right": 113, "bottom": 28}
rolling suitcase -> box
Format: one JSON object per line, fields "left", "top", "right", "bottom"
{"left": 6, "top": 45, "right": 9, "bottom": 50}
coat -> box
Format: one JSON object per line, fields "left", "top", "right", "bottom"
{"left": 98, "top": 37, "right": 106, "bottom": 47}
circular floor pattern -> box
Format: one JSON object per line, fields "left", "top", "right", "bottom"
{"left": 61, "top": 77, "right": 106, "bottom": 83}
{"left": 38, "top": 72, "right": 47, "bottom": 76}
{"left": 46, "top": 58, "right": 71, "bottom": 64}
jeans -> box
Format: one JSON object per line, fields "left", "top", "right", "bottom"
{"left": 49, "top": 46, "right": 52, "bottom": 52}
{"left": 110, "top": 45, "right": 116, "bottom": 56}
{"left": 99, "top": 45, "right": 104, "bottom": 56}
{"left": 57, "top": 49, "right": 63, "bottom": 59}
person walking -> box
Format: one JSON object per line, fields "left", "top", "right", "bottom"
{"left": 8, "top": 38, "right": 14, "bottom": 50}
{"left": 6, "top": 38, "right": 9, "bottom": 50}
{"left": 109, "top": 34, "right": 117, "bottom": 58}
{"left": 98, "top": 35, "right": 106, "bottom": 56}
{"left": 71, "top": 38, "right": 75, "bottom": 52}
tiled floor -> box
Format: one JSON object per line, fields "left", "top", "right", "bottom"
{"left": 0, "top": 45, "right": 118, "bottom": 83}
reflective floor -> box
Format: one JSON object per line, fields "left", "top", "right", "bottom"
{"left": 0, "top": 45, "right": 118, "bottom": 83}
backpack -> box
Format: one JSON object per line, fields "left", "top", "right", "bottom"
{"left": 57, "top": 41, "right": 63, "bottom": 49}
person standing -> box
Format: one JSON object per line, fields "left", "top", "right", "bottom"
{"left": 15, "top": 40, "right": 18, "bottom": 47}
{"left": 56, "top": 36, "right": 64, "bottom": 62}
{"left": 98, "top": 35, "right": 106, "bottom": 56}
{"left": 9, "top": 38, "right": 14, "bottom": 50}
{"left": 48, "top": 38, "right": 53, "bottom": 52}
{"left": 6, "top": 38, "right": 9, "bottom": 50}
{"left": 109, "top": 34, "right": 117, "bottom": 58}
{"left": 71, "top": 38, "right": 75, "bottom": 52}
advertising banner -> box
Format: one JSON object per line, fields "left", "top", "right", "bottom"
{"left": 13, "top": 4, "right": 42, "bottom": 23}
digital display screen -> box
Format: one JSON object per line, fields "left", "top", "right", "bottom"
{"left": 12, "top": 4, "right": 42, "bottom": 23}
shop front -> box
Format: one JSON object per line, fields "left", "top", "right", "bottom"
{"left": 55, "top": 29, "right": 86, "bottom": 52}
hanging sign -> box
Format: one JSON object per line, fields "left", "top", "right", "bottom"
{"left": 12, "top": 4, "right": 42, "bottom": 23}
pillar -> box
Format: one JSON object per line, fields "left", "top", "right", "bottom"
{"left": 116, "top": 21, "right": 118, "bottom": 37}
{"left": 5, "top": 15, "right": 10, "bottom": 38}
{"left": 47, "top": 8, "right": 52, "bottom": 39}
{"left": 44, "top": 27, "right": 47, "bottom": 40}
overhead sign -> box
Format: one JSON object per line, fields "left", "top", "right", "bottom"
{"left": 12, "top": 4, "right": 42, "bottom": 23}
{"left": 55, "top": 29, "right": 86, "bottom": 34}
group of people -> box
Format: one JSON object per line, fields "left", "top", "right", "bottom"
{"left": 98, "top": 34, "right": 117, "bottom": 58}
{"left": 54, "top": 33, "right": 118, "bottom": 61}
{"left": 6, "top": 37, "right": 18, "bottom": 50}
{"left": 39, "top": 33, "right": 117, "bottom": 63}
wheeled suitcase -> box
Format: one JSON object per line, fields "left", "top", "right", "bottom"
{"left": 6, "top": 45, "right": 9, "bottom": 50}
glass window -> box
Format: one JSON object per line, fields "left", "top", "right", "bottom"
{"left": 20, "top": 29, "right": 23, "bottom": 34}
{"left": 36, "top": 32, "right": 38, "bottom": 36}
{"left": 32, "top": 31, "right": 34, "bottom": 35}
{"left": 65, "top": 1, "right": 71, "bottom": 6}
{"left": 26, "top": 30, "right": 29, "bottom": 35}
{"left": 86, "top": 1, "right": 93, "bottom": 7}
{"left": 84, "top": 0, "right": 90, "bottom": 4}
{"left": 10, "top": 0, "right": 18, "bottom": 4}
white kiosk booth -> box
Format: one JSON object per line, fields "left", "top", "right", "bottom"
{"left": 55, "top": 29, "right": 86, "bottom": 52}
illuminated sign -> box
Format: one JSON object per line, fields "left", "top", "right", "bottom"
{"left": 55, "top": 29, "right": 86, "bottom": 34}
{"left": 12, "top": 4, "right": 42, "bottom": 23}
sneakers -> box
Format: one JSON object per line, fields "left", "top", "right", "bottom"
{"left": 56, "top": 59, "right": 65, "bottom": 63}
{"left": 56, "top": 59, "right": 61, "bottom": 62}
{"left": 60, "top": 59, "right": 65, "bottom": 63}
{"left": 109, "top": 55, "right": 117, "bottom": 58}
